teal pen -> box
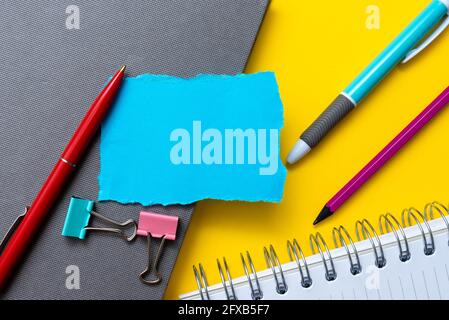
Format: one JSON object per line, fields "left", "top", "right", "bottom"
{"left": 287, "top": 0, "right": 449, "bottom": 164}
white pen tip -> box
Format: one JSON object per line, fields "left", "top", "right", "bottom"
{"left": 286, "top": 139, "right": 311, "bottom": 165}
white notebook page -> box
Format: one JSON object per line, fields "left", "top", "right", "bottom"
{"left": 181, "top": 217, "right": 449, "bottom": 300}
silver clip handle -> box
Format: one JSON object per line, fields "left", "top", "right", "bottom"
{"left": 86, "top": 210, "right": 137, "bottom": 242}
{"left": 139, "top": 233, "right": 166, "bottom": 285}
{"left": 403, "top": 14, "right": 449, "bottom": 63}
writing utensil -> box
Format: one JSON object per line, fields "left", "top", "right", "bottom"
{"left": 0, "top": 65, "right": 126, "bottom": 290}
{"left": 313, "top": 86, "right": 449, "bottom": 225}
{"left": 287, "top": 0, "right": 449, "bottom": 165}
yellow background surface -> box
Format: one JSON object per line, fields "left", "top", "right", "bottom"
{"left": 165, "top": 0, "right": 449, "bottom": 299}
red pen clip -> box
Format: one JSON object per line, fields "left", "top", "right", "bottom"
{"left": 0, "top": 207, "right": 29, "bottom": 255}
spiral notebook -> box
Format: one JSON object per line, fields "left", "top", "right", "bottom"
{"left": 181, "top": 202, "right": 449, "bottom": 300}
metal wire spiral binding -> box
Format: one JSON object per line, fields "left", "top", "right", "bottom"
{"left": 190, "top": 202, "right": 449, "bottom": 300}
{"left": 402, "top": 207, "right": 435, "bottom": 255}
{"left": 356, "top": 219, "right": 386, "bottom": 268}
{"left": 310, "top": 232, "right": 337, "bottom": 281}
{"left": 193, "top": 264, "right": 210, "bottom": 300}
{"left": 424, "top": 201, "right": 449, "bottom": 245}
{"left": 263, "top": 245, "right": 288, "bottom": 294}
{"left": 287, "top": 239, "right": 312, "bottom": 288}
{"left": 379, "top": 213, "right": 411, "bottom": 262}
{"left": 217, "top": 258, "right": 237, "bottom": 300}
{"left": 241, "top": 251, "right": 263, "bottom": 300}
{"left": 332, "top": 225, "right": 362, "bottom": 275}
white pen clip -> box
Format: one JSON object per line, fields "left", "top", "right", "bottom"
{"left": 402, "top": 14, "right": 449, "bottom": 63}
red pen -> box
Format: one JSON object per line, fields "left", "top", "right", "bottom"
{"left": 0, "top": 65, "right": 126, "bottom": 290}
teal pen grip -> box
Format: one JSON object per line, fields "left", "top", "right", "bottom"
{"left": 300, "top": 95, "right": 355, "bottom": 148}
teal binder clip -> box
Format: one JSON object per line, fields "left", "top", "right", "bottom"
{"left": 62, "top": 196, "right": 137, "bottom": 241}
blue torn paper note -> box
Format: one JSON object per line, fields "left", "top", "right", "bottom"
{"left": 99, "top": 72, "right": 286, "bottom": 205}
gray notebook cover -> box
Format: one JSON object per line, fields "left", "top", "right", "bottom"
{"left": 0, "top": 0, "right": 268, "bottom": 300}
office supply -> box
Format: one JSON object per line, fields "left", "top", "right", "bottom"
{"left": 314, "top": 86, "right": 449, "bottom": 225}
{"left": 287, "top": 0, "right": 449, "bottom": 164}
{"left": 0, "top": 65, "right": 126, "bottom": 291}
{"left": 181, "top": 201, "right": 449, "bottom": 300}
{"left": 99, "top": 72, "right": 286, "bottom": 206}
{"left": 137, "top": 211, "right": 179, "bottom": 285}
{"left": 0, "top": 0, "right": 269, "bottom": 299}
{"left": 61, "top": 196, "right": 137, "bottom": 241}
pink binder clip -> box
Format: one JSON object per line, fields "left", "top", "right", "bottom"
{"left": 137, "top": 211, "right": 179, "bottom": 285}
